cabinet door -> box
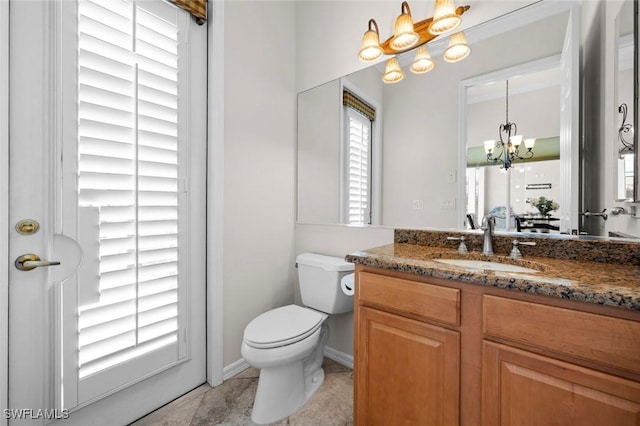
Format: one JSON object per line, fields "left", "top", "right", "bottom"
{"left": 482, "top": 341, "right": 640, "bottom": 425}
{"left": 355, "top": 306, "right": 460, "bottom": 425}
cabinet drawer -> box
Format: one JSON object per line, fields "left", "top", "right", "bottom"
{"left": 483, "top": 295, "right": 640, "bottom": 374}
{"left": 358, "top": 272, "right": 460, "bottom": 326}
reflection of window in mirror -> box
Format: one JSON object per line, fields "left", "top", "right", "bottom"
{"left": 466, "top": 168, "right": 485, "bottom": 229}
{"left": 618, "top": 154, "right": 635, "bottom": 200}
{"left": 341, "top": 90, "right": 375, "bottom": 225}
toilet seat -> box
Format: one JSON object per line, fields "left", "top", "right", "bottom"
{"left": 243, "top": 305, "right": 327, "bottom": 349}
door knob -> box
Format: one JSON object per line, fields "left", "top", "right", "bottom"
{"left": 15, "top": 254, "right": 61, "bottom": 271}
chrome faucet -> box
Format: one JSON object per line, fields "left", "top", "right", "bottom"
{"left": 480, "top": 215, "right": 495, "bottom": 256}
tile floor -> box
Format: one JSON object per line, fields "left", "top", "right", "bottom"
{"left": 130, "top": 358, "right": 353, "bottom": 426}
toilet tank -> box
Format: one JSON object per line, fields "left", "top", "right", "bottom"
{"left": 296, "top": 253, "right": 355, "bottom": 315}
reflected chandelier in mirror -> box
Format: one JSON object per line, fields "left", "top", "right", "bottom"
{"left": 483, "top": 80, "right": 536, "bottom": 170}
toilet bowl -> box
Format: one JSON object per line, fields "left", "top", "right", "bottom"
{"left": 241, "top": 305, "right": 329, "bottom": 424}
{"left": 241, "top": 253, "right": 354, "bottom": 425}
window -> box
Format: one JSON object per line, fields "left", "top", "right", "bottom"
{"left": 342, "top": 90, "right": 375, "bottom": 225}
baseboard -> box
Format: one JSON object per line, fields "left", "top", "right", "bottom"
{"left": 222, "top": 358, "right": 251, "bottom": 381}
{"left": 323, "top": 346, "right": 354, "bottom": 369}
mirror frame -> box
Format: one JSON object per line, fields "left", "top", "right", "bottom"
{"left": 634, "top": 0, "right": 639, "bottom": 201}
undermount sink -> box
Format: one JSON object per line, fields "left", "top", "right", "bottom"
{"left": 432, "top": 258, "right": 540, "bottom": 274}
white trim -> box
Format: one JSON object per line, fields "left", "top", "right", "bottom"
{"left": 207, "top": 0, "right": 225, "bottom": 387}
{"left": 223, "top": 358, "right": 251, "bottom": 381}
{"left": 0, "top": 0, "right": 9, "bottom": 423}
{"left": 323, "top": 346, "right": 354, "bottom": 370}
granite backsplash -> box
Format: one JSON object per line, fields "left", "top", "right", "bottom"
{"left": 394, "top": 229, "right": 640, "bottom": 266}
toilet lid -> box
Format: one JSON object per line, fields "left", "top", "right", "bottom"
{"left": 244, "top": 305, "right": 326, "bottom": 349}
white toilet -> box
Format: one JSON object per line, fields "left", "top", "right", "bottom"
{"left": 241, "top": 252, "right": 355, "bottom": 425}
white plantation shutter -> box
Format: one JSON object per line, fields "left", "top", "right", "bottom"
{"left": 77, "top": 0, "right": 181, "bottom": 380}
{"left": 346, "top": 108, "right": 372, "bottom": 225}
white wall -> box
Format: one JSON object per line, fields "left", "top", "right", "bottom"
{"left": 222, "top": 1, "right": 297, "bottom": 366}
{"left": 297, "top": 80, "right": 342, "bottom": 223}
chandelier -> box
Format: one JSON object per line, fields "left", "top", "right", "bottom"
{"left": 358, "top": 0, "right": 471, "bottom": 84}
{"left": 483, "top": 80, "right": 536, "bottom": 170}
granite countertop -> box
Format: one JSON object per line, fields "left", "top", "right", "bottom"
{"left": 346, "top": 242, "right": 640, "bottom": 311}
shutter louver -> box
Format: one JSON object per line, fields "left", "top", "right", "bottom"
{"left": 347, "top": 109, "right": 371, "bottom": 225}
{"left": 77, "top": 0, "right": 180, "bottom": 379}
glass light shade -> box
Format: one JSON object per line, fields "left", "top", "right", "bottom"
{"left": 382, "top": 57, "right": 405, "bottom": 84}
{"left": 390, "top": 13, "right": 419, "bottom": 50}
{"left": 510, "top": 134, "right": 523, "bottom": 147}
{"left": 484, "top": 139, "right": 496, "bottom": 154}
{"left": 429, "top": 0, "right": 461, "bottom": 35}
{"left": 359, "top": 29, "right": 383, "bottom": 62}
{"left": 443, "top": 32, "right": 470, "bottom": 63}
{"left": 524, "top": 138, "right": 536, "bottom": 149}
{"left": 410, "top": 47, "right": 435, "bottom": 74}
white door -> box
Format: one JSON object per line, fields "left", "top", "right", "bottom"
{"left": 8, "top": 0, "right": 207, "bottom": 424}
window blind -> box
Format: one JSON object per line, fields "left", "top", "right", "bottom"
{"left": 343, "top": 90, "right": 375, "bottom": 122}
{"left": 77, "top": 0, "right": 180, "bottom": 378}
{"left": 346, "top": 108, "right": 371, "bottom": 225}
{"left": 169, "top": 0, "right": 206, "bottom": 23}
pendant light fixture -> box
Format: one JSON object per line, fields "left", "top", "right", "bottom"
{"left": 358, "top": 0, "right": 471, "bottom": 83}
{"left": 410, "top": 46, "right": 436, "bottom": 74}
{"left": 443, "top": 31, "right": 471, "bottom": 62}
{"left": 430, "top": 0, "right": 462, "bottom": 35}
{"left": 383, "top": 57, "right": 405, "bottom": 83}
{"left": 358, "top": 19, "right": 384, "bottom": 63}
{"left": 390, "top": 2, "right": 419, "bottom": 50}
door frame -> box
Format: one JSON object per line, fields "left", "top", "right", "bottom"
{"left": 207, "top": 0, "right": 225, "bottom": 388}
{"left": 2, "top": 0, "right": 226, "bottom": 418}
{"left": 1, "top": 0, "right": 9, "bottom": 424}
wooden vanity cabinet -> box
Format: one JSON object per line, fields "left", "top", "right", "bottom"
{"left": 354, "top": 271, "right": 461, "bottom": 425}
{"left": 482, "top": 341, "right": 640, "bottom": 425}
{"left": 353, "top": 266, "right": 640, "bottom": 426}
{"left": 356, "top": 307, "right": 460, "bottom": 425}
{"left": 481, "top": 295, "right": 640, "bottom": 425}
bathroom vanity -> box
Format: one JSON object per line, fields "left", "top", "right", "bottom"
{"left": 347, "top": 230, "right": 640, "bottom": 425}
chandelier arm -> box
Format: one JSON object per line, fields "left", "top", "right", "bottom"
{"left": 491, "top": 142, "right": 506, "bottom": 165}
{"left": 619, "top": 103, "right": 634, "bottom": 150}
{"left": 498, "top": 123, "right": 507, "bottom": 145}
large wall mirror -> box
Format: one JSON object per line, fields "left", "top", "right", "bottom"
{"left": 297, "top": 2, "right": 585, "bottom": 234}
